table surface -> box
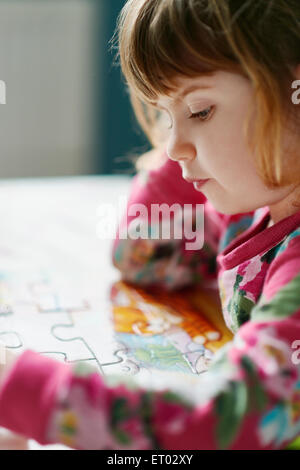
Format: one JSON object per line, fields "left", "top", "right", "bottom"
{"left": 0, "top": 175, "right": 229, "bottom": 450}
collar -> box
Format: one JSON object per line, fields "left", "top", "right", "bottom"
{"left": 217, "top": 206, "right": 300, "bottom": 270}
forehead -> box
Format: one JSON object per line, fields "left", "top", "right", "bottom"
{"left": 172, "top": 72, "right": 216, "bottom": 89}
{"left": 154, "top": 70, "right": 250, "bottom": 107}
{"left": 154, "top": 72, "right": 218, "bottom": 106}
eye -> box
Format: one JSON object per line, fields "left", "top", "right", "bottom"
{"left": 189, "top": 106, "right": 214, "bottom": 122}
{"left": 162, "top": 106, "right": 214, "bottom": 130}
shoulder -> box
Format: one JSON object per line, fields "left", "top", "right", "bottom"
{"left": 251, "top": 226, "right": 300, "bottom": 322}
{"left": 263, "top": 225, "right": 300, "bottom": 292}
{"left": 273, "top": 226, "right": 300, "bottom": 258}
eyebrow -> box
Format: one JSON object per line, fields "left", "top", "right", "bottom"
{"left": 175, "top": 83, "right": 212, "bottom": 99}
{"left": 151, "top": 83, "right": 212, "bottom": 107}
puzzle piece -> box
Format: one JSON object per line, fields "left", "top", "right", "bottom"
{"left": 0, "top": 307, "right": 94, "bottom": 360}
{"left": 52, "top": 301, "right": 129, "bottom": 374}
{"left": 101, "top": 347, "right": 142, "bottom": 377}
{"left": 0, "top": 271, "right": 99, "bottom": 366}
{"left": 0, "top": 270, "right": 92, "bottom": 314}
{"left": 0, "top": 331, "right": 22, "bottom": 348}
{"left": 29, "top": 280, "right": 90, "bottom": 313}
{"left": 112, "top": 332, "right": 211, "bottom": 375}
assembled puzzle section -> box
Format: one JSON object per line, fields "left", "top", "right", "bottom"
{"left": 0, "top": 268, "right": 124, "bottom": 375}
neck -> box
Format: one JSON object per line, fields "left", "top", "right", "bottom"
{"left": 268, "top": 184, "right": 300, "bottom": 225}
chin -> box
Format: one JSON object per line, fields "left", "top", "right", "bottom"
{"left": 206, "top": 197, "right": 249, "bottom": 216}
{"left": 204, "top": 185, "right": 256, "bottom": 215}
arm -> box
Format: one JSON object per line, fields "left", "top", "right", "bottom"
{"left": 1, "top": 244, "right": 300, "bottom": 450}
{"left": 112, "top": 150, "right": 229, "bottom": 291}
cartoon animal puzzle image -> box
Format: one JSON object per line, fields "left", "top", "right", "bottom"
{"left": 109, "top": 280, "right": 233, "bottom": 376}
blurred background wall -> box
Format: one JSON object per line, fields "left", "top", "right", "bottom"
{"left": 0, "top": 0, "right": 150, "bottom": 178}
{"left": 97, "top": 0, "right": 151, "bottom": 175}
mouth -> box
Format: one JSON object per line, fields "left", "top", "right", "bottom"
{"left": 183, "top": 175, "right": 210, "bottom": 187}
{"left": 183, "top": 176, "right": 209, "bottom": 183}
{"left": 192, "top": 179, "right": 210, "bottom": 191}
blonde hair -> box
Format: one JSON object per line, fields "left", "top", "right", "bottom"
{"left": 111, "top": 0, "right": 300, "bottom": 188}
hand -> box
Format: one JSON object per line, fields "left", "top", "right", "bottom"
{"left": 0, "top": 341, "right": 18, "bottom": 386}
{"left": 135, "top": 146, "right": 167, "bottom": 171}
{"left": 0, "top": 427, "right": 29, "bottom": 450}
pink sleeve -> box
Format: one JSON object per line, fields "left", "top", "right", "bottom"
{"left": 0, "top": 349, "right": 222, "bottom": 449}
{"left": 0, "top": 350, "right": 72, "bottom": 444}
{"left": 112, "top": 152, "right": 229, "bottom": 290}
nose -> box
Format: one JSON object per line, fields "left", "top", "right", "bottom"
{"left": 166, "top": 134, "right": 196, "bottom": 163}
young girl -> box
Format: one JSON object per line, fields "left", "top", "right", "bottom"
{"left": 1, "top": 0, "right": 300, "bottom": 450}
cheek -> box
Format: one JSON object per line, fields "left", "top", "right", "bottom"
{"left": 197, "top": 139, "right": 246, "bottom": 182}
{"left": 200, "top": 118, "right": 256, "bottom": 180}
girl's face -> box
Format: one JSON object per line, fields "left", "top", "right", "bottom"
{"left": 155, "top": 70, "right": 299, "bottom": 221}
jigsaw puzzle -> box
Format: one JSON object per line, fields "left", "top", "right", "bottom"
{"left": 0, "top": 267, "right": 233, "bottom": 379}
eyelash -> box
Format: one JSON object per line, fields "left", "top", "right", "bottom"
{"left": 166, "top": 106, "right": 214, "bottom": 129}
{"left": 189, "top": 106, "right": 214, "bottom": 121}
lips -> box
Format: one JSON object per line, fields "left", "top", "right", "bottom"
{"left": 193, "top": 179, "right": 210, "bottom": 191}
{"left": 183, "top": 176, "right": 209, "bottom": 183}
